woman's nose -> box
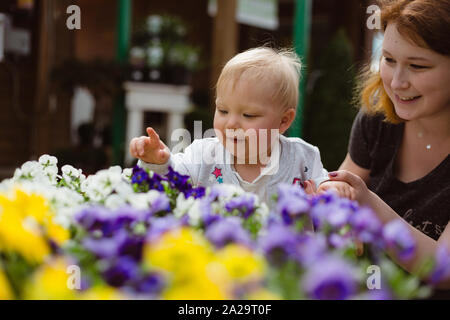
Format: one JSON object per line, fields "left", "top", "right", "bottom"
{"left": 391, "top": 67, "right": 410, "bottom": 90}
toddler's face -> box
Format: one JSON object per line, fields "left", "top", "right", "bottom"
{"left": 213, "top": 77, "right": 292, "bottom": 165}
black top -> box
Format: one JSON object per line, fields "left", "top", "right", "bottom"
{"left": 349, "top": 111, "right": 450, "bottom": 241}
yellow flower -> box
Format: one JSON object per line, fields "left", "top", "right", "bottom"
{"left": 0, "top": 268, "right": 14, "bottom": 300}
{"left": 215, "top": 244, "right": 266, "bottom": 283}
{"left": 0, "top": 208, "right": 50, "bottom": 263}
{"left": 23, "top": 257, "right": 77, "bottom": 300}
{"left": 46, "top": 220, "right": 70, "bottom": 245}
{"left": 0, "top": 188, "right": 70, "bottom": 263}
{"left": 144, "top": 227, "right": 231, "bottom": 299}
{"left": 144, "top": 227, "right": 213, "bottom": 280}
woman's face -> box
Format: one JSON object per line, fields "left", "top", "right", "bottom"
{"left": 380, "top": 23, "right": 450, "bottom": 122}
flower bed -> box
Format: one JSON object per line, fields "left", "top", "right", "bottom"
{"left": 0, "top": 155, "right": 448, "bottom": 300}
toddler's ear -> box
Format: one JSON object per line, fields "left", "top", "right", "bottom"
{"left": 279, "top": 108, "right": 296, "bottom": 134}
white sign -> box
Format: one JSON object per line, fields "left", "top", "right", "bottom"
{"left": 208, "top": 0, "right": 279, "bottom": 31}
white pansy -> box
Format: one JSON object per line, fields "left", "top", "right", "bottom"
{"left": 105, "top": 194, "right": 127, "bottom": 210}
{"left": 127, "top": 193, "right": 151, "bottom": 210}
{"left": 173, "top": 193, "right": 195, "bottom": 218}
{"left": 187, "top": 200, "right": 202, "bottom": 227}
{"left": 115, "top": 180, "right": 134, "bottom": 198}
{"left": 122, "top": 168, "right": 133, "bottom": 180}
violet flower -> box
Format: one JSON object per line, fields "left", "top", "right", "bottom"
{"left": 167, "top": 166, "right": 191, "bottom": 193}
{"left": 102, "top": 256, "right": 140, "bottom": 288}
{"left": 131, "top": 166, "right": 150, "bottom": 184}
{"left": 348, "top": 207, "right": 383, "bottom": 244}
{"left": 205, "top": 217, "right": 252, "bottom": 248}
{"left": 276, "top": 184, "right": 310, "bottom": 225}
{"left": 302, "top": 254, "right": 359, "bottom": 300}
{"left": 132, "top": 272, "right": 165, "bottom": 294}
{"left": 382, "top": 219, "right": 416, "bottom": 261}
{"left": 225, "top": 193, "right": 256, "bottom": 219}
{"left": 293, "top": 233, "right": 327, "bottom": 266}
{"left": 82, "top": 230, "right": 128, "bottom": 259}
{"left": 184, "top": 186, "right": 206, "bottom": 199}
{"left": 258, "top": 223, "right": 298, "bottom": 265}
{"left": 429, "top": 245, "right": 450, "bottom": 284}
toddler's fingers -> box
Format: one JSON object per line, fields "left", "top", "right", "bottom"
{"left": 350, "top": 188, "right": 356, "bottom": 201}
{"left": 146, "top": 127, "right": 161, "bottom": 148}
{"left": 345, "top": 186, "right": 352, "bottom": 199}
{"left": 129, "top": 138, "right": 138, "bottom": 157}
{"left": 303, "top": 181, "right": 314, "bottom": 195}
{"left": 138, "top": 137, "right": 150, "bottom": 156}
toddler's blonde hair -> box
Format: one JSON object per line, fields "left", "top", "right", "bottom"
{"left": 216, "top": 47, "right": 302, "bottom": 111}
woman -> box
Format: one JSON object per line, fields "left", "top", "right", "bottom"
{"left": 318, "top": 0, "right": 450, "bottom": 290}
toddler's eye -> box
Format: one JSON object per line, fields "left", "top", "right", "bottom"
{"left": 384, "top": 57, "right": 395, "bottom": 64}
{"left": 218, "top": 110, "right": 228, "bottom": 114}
{"left": 243, "top": 114, "right": 256, "bottom": 118}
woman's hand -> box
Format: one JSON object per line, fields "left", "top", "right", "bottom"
{"left": 317, "top": 180, "right": 356, "bottom": 200}
{"left": 326, "top": 170, "right": 371, "bottom": 205}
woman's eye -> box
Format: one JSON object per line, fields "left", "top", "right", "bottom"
{"left": 410, "top": 64, "right": 429, "bottom": 69}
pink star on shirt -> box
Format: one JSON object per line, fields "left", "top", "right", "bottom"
{"left": 212, "top": 167, "right": 222, "bottom": 179}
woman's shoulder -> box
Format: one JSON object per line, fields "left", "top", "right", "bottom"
{"left": 353, "top": 110, "right": 403, "bottom": 146}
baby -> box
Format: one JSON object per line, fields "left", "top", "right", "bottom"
{"left": 129, "top": 47, "right": 349, "bottom": 207}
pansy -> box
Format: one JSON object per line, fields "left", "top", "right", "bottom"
{"left": 205, "top": 217, "right": 252, "bottom": 248}
{"left": 302, "top": 254, "right": 359, "bottom": 300}
{"left": 382, "top": 219, "right": 416, "bottom": 261}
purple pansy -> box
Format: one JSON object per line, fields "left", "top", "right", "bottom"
{"left": 348, "top": 207, "right": 383, "bottom": 244}
{"left": 302, "top": 254, "right": 359, "bottom": 300}
{"left": 102, "top": 256, "right": 140, "bottom": 288}
{"left": 184, "top": 186, "right": 206, "bottom": 199}
{"left": 293, "top": 233, "right": 327, "bottom": 266}
{"left": 429, "top": 245, "right": 450, "bottom": 284}
{"left": 146, "top": 216, "right": 183, "bottom": 242}
{"left": 259, "top": 223, "right": 298, "bottom": 265}
{"left": 167, "top": 166, "right": 191, "bottom": 193}
{"left": 82, "top": 230, "right": 129, "bottom": 259}
{"left": 276, "top": 184, "right": 311, "bottom": 225}
{"left": 131, "top": 166, "right": 150, "bottom": 184}
{"left": 225, "top": 193, "right": 257, "bottom": 219}
{"left": 205, "top": 216, "right": 252, "bottom": 248}
{"left": 382, "top": 219, "right": 416, "bottom": 261}
{"left": 132, "top": 272, "right": 165, "bottom": 295}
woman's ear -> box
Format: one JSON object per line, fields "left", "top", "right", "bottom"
{"left": 279, "top": 108, "right": 296, "bottom": 134}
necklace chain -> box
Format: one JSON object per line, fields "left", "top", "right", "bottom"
{"left": 417, "top": 132, "right": 432, "bottom": 150}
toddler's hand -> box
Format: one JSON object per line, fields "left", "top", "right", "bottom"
{"left": 303, "top": 179, "right": 316, "bottom": 195}
{"left": 129, "top": 127, "right": 170, "bottom": 165}
{"left": 317, "top": 180, "right": 355, "bottom": 200}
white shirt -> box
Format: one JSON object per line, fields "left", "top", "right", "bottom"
{"left": 138, "top": 135, "right": 329, "bottom": 208}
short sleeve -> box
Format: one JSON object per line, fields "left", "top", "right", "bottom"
{"left": 348, "top": 110, "right": 374, "bottom": 169}
{"left": 310, "top": 146, "right": 329, "bottom": 187}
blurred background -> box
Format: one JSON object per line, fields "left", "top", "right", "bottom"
{"left": 0, "top": 0, "right": 381, "bottom": 179}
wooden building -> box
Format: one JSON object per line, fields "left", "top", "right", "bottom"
{"left": 0, "top": 0, "right": 376, "bottom": 178}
